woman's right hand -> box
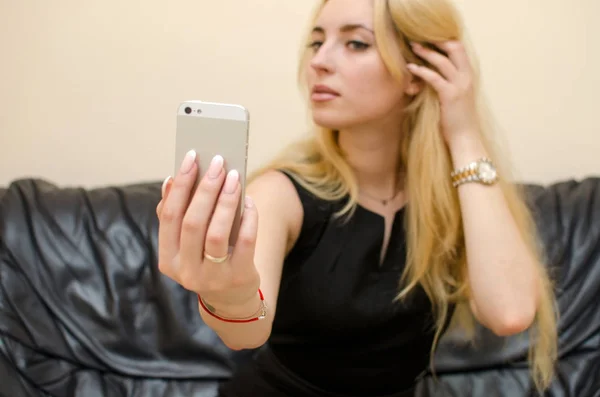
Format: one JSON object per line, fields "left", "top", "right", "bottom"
{"left": 156, "top": 150, "right": 261, "bottom": 317}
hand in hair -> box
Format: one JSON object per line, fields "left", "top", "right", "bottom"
{"left": 406, "top": 41, "right": 478, "bottom": 146}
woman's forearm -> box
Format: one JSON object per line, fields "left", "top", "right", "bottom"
{"left": 449, "top": 134, "right": 540, "bottom": 336}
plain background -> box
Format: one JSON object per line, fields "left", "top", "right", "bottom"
{"left": 1, "top": 0, "right": 598, "bottom": 188}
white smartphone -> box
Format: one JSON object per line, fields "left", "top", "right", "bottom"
{"left": 174, "top": 100, "right": 250, "bottom": 247}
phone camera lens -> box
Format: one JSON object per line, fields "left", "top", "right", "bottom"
{"left": 184, "top": 107, "right": 192, "bottom": 114}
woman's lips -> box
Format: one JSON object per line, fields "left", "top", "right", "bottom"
{"left": 311, "top": 84, "right": 340, "bottom": 102}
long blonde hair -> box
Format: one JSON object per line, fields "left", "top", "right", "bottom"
{"left": 250, "top": 0, "right": 557, "bottom": 392}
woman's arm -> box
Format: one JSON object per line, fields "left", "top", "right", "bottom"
{"left": 198, "top": 170, "right": 303, "bottom": 350}
{"left": 407, "top": 41, "right": 540, "bottom": 336}
{"left": 449, "top": 135, "right": 539, "bottom": 336}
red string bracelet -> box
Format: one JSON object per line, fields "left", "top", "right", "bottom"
{"left": 197, "top": 289, "right": 267, "bottom": 323}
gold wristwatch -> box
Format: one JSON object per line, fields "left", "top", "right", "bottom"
{"left": 450, "top": 157, "right": 498, "bottom": 187}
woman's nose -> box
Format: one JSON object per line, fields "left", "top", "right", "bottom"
{"left": 309, "top": 46, "right": 335, "bottom": 74}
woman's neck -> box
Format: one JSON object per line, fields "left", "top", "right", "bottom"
{"left": 337, "top": 124, "right": 404, "bottom": 199}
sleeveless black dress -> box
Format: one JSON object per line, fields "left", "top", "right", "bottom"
{"left": 218, "top": 171, "right": 446, "bottom": 397}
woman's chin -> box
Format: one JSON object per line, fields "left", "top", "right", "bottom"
{"left": 311, "top": 112, "right": 354, "bottom": 130}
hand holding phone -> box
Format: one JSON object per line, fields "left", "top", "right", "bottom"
{"left": 174, "top": 101, "right": 250, "bottom": 244}
{"left": 156, "top": 101, "right": 261, "bottom": 317}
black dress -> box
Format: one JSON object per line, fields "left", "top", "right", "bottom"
{"left": 218, "top": 171, "right": 443, "bottom": 397}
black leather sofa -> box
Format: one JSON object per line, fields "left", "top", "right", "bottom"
{"left": 0, "top": 176, "right": 598, "bottom": 396}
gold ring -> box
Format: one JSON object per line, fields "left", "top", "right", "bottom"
{"left": 204, "top": 252, "right": 229, "bottom": 264}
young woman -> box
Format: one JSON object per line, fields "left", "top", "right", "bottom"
{"left": 156, "top": 0, "right": 558, "bottom": 395}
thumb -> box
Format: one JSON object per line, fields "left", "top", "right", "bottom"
{"left": 156, "top": 176, "right": 174, "bottom": 218}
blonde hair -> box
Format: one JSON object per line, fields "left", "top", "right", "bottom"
{"left": 250, "top": 0, "right": 557, "bottom": 392}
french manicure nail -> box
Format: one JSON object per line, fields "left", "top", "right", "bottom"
{"left": 207, "top": 155, "right": 224, "bottom": 178}
{"left": 161, "top": 176, "right": 172, "bottom": 197}
{"left": 224, "top": 170, "right": 239, "bottom": 194}
{"left": 245, "top": 195, "right": 254, "bottom": 208}
{"left": 180, "top": 150, "right": 196, "bottom": 174}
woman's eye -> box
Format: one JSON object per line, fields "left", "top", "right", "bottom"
{"left": 348, "top": 41, "right": 370, "bottom": 50}
{"left": 307, "top": 40, "right": 370, "bottom": 52}
{"left": 308, "top": 41, "right": 323, "bottom": 50}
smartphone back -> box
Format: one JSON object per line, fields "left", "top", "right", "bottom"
{"left": 174, "top": 100, "right": 250, "bottom": 246}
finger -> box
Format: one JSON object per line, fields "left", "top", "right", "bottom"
{"left": 203, "top": 169, "right": 241, "bottom": 264}
{"left": 230, "top": 195, "right": 258, "bottom": 269}
{"left": 158, "top": 149, "right": 199, "bottom": 261}
{"left": 179, "top": 155, "right": 226, "bottom": 268}
{"left": 161, "top": 175, "right": 172, "bottom": 198}
{"left": 157, "top": 177, "right": 177, "bottom": 282}
{"left": 406, "top": 63, "right": 450, "bottom": 94}
{"left": 431, "top": 41, "right": 471, "bottom": 73}
{"left": 156, "top": 177, "right": 174, "bottom": 217}
{"left": 410, "top": 42, "right": 457, "bottom": 81}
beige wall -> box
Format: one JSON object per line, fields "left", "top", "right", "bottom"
{"left": 1, "top": 0, "right": 598, "bottom": 188}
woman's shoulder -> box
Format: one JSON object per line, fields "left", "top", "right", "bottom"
{"left": 247, "top": 169, "right": 334, "bottom": 252}
{"left": 246, "top": 168, "right": 303, "bottom": 222}
{"left": 245, "top": 169, "right": 305, "bottom": 253}
{"left": 248, "top": 168, "right": 329, "bottom": 209}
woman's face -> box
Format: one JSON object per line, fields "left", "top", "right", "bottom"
{"left": 305, "top": 0, "right": 416, "bottom": 131}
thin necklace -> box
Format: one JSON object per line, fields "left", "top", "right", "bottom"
{"left": 359, "top": 188, "right": 401, "bottom": 206}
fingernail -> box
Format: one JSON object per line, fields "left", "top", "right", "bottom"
{"left": 245, "top": 195, "right": 254, "bottom": 208}
{"left": 161, "top": 176, "right": 172, "bottom": 197}
{"left": 207, "top": 155, "right": 224, "bottom": 179}
{"left": 224, "top": 170, "right": 239, "bottom": 194}
{"left": 180, "top": 150, "right": 196, "bottom": 174}
{"left": 165, "top": 179, "right": 173, "bottom": 196}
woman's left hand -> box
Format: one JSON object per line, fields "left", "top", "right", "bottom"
{"left": 406, "top": 41, "right": 479, "bottom": 146}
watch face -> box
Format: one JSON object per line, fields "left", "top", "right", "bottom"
{"left": 477, "top": 161, "right": 497, "bottom": 184}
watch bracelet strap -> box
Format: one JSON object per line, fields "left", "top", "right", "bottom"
{"left": 450, "top": 157, "right": 494, "bottom": 187}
